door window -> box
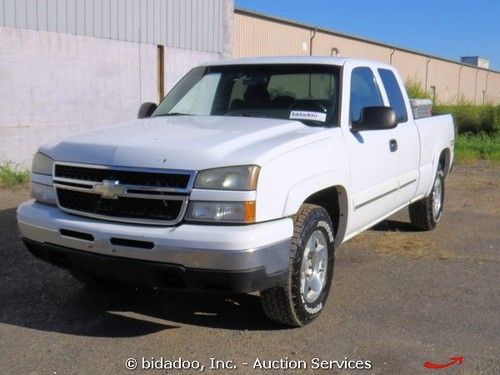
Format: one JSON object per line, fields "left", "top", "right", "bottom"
{"left": 349, "top": 67, "right": 383, "bottom": 124}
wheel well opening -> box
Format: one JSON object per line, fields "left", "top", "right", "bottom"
{"left": 304, "top": 186, "right": 347, "bottom": 244}
{"left": 440, "top": 148, "right": 451, "bottom": 178}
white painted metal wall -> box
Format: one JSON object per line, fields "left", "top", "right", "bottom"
{"left": 0, "top": 0, "right": 225, "bottom": 52}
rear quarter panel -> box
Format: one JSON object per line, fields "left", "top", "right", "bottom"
{"left": 414, "top": 114, "right": 455, "bottom": 199}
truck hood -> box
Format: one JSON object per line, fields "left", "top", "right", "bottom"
{"left": 40, "top": 116, "right": 329, "bottom": 170}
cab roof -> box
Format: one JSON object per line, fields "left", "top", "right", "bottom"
{"left": 200, "top": 56, "right": 393, "bottom": 70}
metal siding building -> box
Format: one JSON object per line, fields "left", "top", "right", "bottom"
{"left": 0, "top": 0, "right": 225, "bottom": 52}
{"left": 234, "top": 8, "right": 500, "bottom": 105}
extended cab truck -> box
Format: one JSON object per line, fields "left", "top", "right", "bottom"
{"left": 17, "top": 57, "right": 454, "bottom": 326}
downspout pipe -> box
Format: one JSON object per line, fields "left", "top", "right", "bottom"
{"left": 474, "top": 69, "right": 480, "bottom": 104}
{"left": 484, "top": 71, "right": 490, "bottom": 104}
{"left": 425, "top": 56, "right": 432, "bottom": 92}
{"left": 457, "top": 65, "right": 463, "bottom": 104}
{"left": 390, "top": 48, "right": 396, "bottom": 64}
{"left": 309, "top": 28, "right": 317, "bottom": 56}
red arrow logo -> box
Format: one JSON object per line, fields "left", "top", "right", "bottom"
{"left": 423, "top": 356, "right": 464, "bottom": 369}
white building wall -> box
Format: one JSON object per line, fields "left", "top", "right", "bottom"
{"left": 164, "top": 47, "right": 220, "bottom": 92}
{"left": 0, "top": 26, "right": 157, "bottom": 166}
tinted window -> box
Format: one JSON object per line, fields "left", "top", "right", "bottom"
{"left": 378, "top": 69, "right": 408, "bottom": 123}
{"left": 154, "top": 64, "right": 341, "bottom": 126}
{"left": 267, "top": 73, "right": 337, "bottom": 100}
{"left": 350, "top": 67, "right": 383, "bottom": 123}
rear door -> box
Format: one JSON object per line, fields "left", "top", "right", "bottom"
{"left": 344, "top": 66, "right": 401, "bottom": 232}
{"left": 378, "top": 68, "right": 420, "bottom": 204}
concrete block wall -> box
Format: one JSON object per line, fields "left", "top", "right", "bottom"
{"left": 0, "top": 26, "right": 221, "bottom": 167}
{"left": 164, "top": 47, "right": 220, "bottom": 92}
{"left": 0, "top": 26, "right": 156, "bottom": 166}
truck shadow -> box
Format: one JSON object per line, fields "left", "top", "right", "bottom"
{"left": 371, "top": 219, "right": 416, "bottom": 232}
{"left": 0, "top": 207, "right": 286, "bottom": 338}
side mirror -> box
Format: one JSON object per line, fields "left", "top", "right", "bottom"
{"left": 352, "top": 106, "right": 398, "bottom": 131}
{"left": 138, "top": 102, "right": 157, "bottom": 119}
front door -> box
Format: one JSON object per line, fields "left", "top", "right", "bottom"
{"left": 344, "top": 67, "right": 400, "bottom": 233}
{"left": 377, "top": 68, "right": 420, "bottom": 205}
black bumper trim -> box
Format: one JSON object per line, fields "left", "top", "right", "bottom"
{"left": 22, "top": 238, "right": 288, "bottom": 293}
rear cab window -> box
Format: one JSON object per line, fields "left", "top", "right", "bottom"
{"left": 378, "top": 69, "right": 408, "bottom": 123}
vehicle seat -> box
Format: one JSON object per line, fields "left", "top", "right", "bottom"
{"left": 243, "top": 85, "right": 271, "bottom": 109}
{"left": 272, "top": 95, "right": 295, "bottom": 108}
{"left": 229, "top": 98, "right": 244, "bottom": 111}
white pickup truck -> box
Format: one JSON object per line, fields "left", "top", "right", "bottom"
{"left": 17, "top": 57, "right": 454, "bottom": 326}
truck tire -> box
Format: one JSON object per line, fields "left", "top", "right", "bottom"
{"left": 260, "top": 204, "right": 335, "bottom": 326}
{"left": 409, "top": 168, "right": 445, "bottom": 231}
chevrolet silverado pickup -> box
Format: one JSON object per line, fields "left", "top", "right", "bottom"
{"left": 17, "top": 57, "right": 454, "bottom": 326}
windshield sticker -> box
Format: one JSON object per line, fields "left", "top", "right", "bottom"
{"left": 290, "top": 111, "right": 327, "bottom": 122}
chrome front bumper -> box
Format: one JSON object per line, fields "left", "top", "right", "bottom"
{"left": 17, "top": 200, "right": 293, "bottom": 275}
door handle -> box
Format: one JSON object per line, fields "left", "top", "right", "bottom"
{"left": 389, "top": 139, "right": 398, "bottom": 152}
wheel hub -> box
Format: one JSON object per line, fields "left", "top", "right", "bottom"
{"left": 300, "top": 229, "right": 328, "bottom": 304}
{"left": 432, "top": 177, "right": 442, "bottom": 221}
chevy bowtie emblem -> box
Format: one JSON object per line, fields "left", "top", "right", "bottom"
{"left": 93, "top": 180, "right": 126, "bottom": 199}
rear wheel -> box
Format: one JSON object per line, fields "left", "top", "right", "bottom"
{"left": 409, "top": 168, "right": 445, "bottom": 231}
{"left": 260, "top": 204, "right": 335, "bottom": 326}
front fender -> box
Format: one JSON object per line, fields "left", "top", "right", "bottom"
{"left": 283, "top": 170, "right": 350, "bottom": 216}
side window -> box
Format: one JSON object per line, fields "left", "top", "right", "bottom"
{"left": 350, "top": 67, "right": 383, "bottom": 123}
{"left": 378, "top": 69, "right": 408, "bottom": 123}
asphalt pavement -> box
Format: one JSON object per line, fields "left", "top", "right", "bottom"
{"left": 0, "top": 163, "right": 498, "bottom": 374}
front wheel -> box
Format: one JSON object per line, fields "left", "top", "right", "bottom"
{"left": 409, "top": 168, "right": 445, "bottom": 231}
{"left": 260, "top": 204, "right": 335, "bottom": 327}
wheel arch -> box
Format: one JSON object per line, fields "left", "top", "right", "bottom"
{"left": 283, "top": 172, "right": 349, "bottom": 248}
{"left": 303, "top": 185, "right": 348, "bottom": 247}
{"left": 439, "top": 148, "right": 452, "bottom": 178}
{"left": 424, "top": 146, "right": 452, "bottom": 197}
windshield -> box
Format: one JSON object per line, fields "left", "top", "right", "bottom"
{"left": 153, "top": 64, "right": 341, "bottom": 126}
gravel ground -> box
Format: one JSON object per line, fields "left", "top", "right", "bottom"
{"left": 0, "top": 163, "right": 498, "bottom": 375}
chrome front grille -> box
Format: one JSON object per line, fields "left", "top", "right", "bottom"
{"left": 53, "top": 162, "right": 196, "bottom": 225}
{"left": 54, "top": 164, "right": 191, "bottom": 190}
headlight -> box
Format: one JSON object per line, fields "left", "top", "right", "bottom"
{"left": 195, "top": 165, "right": 260, "bottom": 190}
{"left": 186, "top": 201, "right": 255, "bottom": 223}
{"left": 32, "top": 152, "right": 53, "bottom": 176}
{"left": 31, "top": 153, "right": 55, "bottom": 205}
